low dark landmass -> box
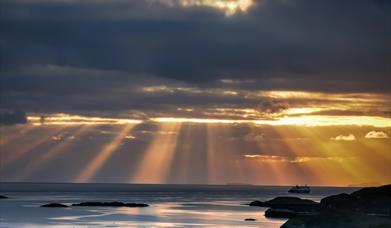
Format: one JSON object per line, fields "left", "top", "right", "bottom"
{"left": 72, "top": 201, "right": 149, "bottom": 207}
{"left": 249, "top": 197, "right": 318, "bottom": 208}
{"left": 0, "top": 195, "right": 8, "bottom": 199}
{"left": 244, "top": 218, "right": 256, "bottom": 221}
{"left": 264, "top": 208, "right": 318, "bottom": 219}
{"left": 249, "top": 184, "right": 391, "bottom": 227}
{"left": 41, "top": 203, "right": 68, "bottom": 208}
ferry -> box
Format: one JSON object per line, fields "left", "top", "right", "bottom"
{"left": 288, "top": 185, "right": 310, "bottom": 194}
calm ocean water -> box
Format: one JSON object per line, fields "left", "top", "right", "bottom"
{"left": 0, "top": 183, "right": 358, "bottom": 227}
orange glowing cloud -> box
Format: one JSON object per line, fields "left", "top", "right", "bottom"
{"left": 27, "top": 114, "right": 142, "bottom": 125}
{"left": 365, "top": 131, "right": 389, "bottom": 139}
{"left": 330, "top": 134, "right": 356, "bottom": 141}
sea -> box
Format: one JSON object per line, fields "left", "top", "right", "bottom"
{"left": 0, "top": 183, "right": 358, "bottom": 227}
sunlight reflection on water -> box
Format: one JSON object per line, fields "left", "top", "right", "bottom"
{"left": 0, "top": 184, "right": 357, "bottom": 227}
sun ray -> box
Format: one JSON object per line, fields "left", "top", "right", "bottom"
{"left": 75, "top": 124, "right": 137, "bottom": 182}
{"left": 1, "top": 126, "right": 67, "bottom": 168}
{"left": 166, "top": 123, "right": 209, "bottom": 184}
{"left": 269, "top": 126, "right": 320, "bottom": 184}
{"left": 206, "top": 124, "right": 225, "bottom": 184}
{"left": 244, "top": 125, "right": 298, "bottom": 184}
{"left": 352, "top": 139, "right": 391, "bottom": 183}
{"left": 16, "top": 125, "right": 91, "bottom": 179}
{"left": 205, "top": 124, "right": 241, "bottom": 184}
{"left": 298, "top": 126, "right": 370, "bottom": 185}
{"left": 0, "top": 124, "right": 35, "bottom": 146}
{"left": 132, "top": 122, "right": 182, "bottom": 183}
{"left": 168, "top": 124, "right": 193, "bottom": 183}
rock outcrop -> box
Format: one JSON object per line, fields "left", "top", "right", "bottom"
{"left": 249, "top": 196, "right": 319, "bottom": 218}
{"left": 321, "top": 184, "right": 391, "bottom": 215}
{"left": 283, "top": 184, "right": 391, "bottom": 227}
{"left": 281, "top": 209, "right": 391, "bottom": 228}
{"left": 72, "top": 201, "right": 149, "bottom": 207}
{"left": 41, "top": 203, "right": 68, "bottom": 208}
{"left": 249, "top": 184, "right": 391, "bottom": 227}
{"left": 244, "top": 218, "right": 256, "bottom": 221}
{"left": 249, "top": 197, "right": 318, "bottom": 208}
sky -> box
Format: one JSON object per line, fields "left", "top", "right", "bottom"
{"left": 0, "top": 0, "right": 390, "bottom": 186}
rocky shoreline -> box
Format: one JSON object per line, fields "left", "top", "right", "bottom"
{"left": 249, "top": 184, "right": 391, "bottom": 227}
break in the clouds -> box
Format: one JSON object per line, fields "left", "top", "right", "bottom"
{"left": 0, "top": 0, "right": 391, "bottom": 122}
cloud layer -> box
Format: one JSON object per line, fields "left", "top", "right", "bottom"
{"left": 330, "top": 134, "right": 356, "bottom": 141}
{"left": 1, "top": 0, "right": 390, "bottom": 119}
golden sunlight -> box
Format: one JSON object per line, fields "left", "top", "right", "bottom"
{"left": 76, "top": 124, "right": 137, "bottom": 182}
{"left": 152, "top": 116, "right": 391, "bottom": 127}
{"left": 1, "top": 126, "right": 66, "bottom": 167}
{"left": 155, "top": 0, "right": 255, "bottom": 16}
{"left": 16, "top": 125, "right": 91, "bottom": 179}
{"left": 27, "top": 114, "right": 142, "bottom": 125}
{"left": 132, "top": 122, "right": 182, "bottom": 183}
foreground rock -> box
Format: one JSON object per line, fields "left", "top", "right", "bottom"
{"left": 282, "top": 184, "right": 391, "bottom": 227}
{"left": 41, "top": 203, "right": 68, "bottom": 208}
{"left": 321, "top": 184, "right": 391, "bottom": 215}
{"left": 281, "top": 209, "right": 391, "bottom": 228}
{"left": 0, "top": 195, "right": 8, "bottom": 199}
{"left": 72, "top": 201, "right": 148, "bottom": 207}
{"left": 248, "top": 184, "right": 391, "bottom": 227}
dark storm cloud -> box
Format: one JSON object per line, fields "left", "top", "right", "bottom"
{"left": 0, "top": 0, "right": 390, "bottom": 115}
{"left": 0, "top": 110, "right": 27, "bottom": 125}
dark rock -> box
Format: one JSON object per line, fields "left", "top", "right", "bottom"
{"left": 320, "top": 193, "right": 358, "bottom": 208}
{"left": 72, "top": 201, "right": 149, "bottom": 207}
{"left": 249, "top": 197, "right": 319, "bottom": 210}
{"left": 265, "top": 197, "right": 318, "bottom": 206}
{"left": 351, "top": 185, "right": 391, "bottom": 198}
{"left": 249, "top": 200, "right": 262, "bottom": 206}
{"left": 0, "top": 195, "right": 8, "bottom": 199}
{"left": 41, "top": 203, "right": 68, "bottom": 208}
{"left": 248, "top": 200, "right": 265, "bottom": 207}
{"left": 265, "top": 208, "right": 304, "bottom": 218}
{"left": 320, "top": 184, "right": 391, "bottom": 215}
{"left": 281, "top": 209, "right": 391, "bottom": 228}
{"left": 244, "top": 218, "right": 256, "bottom": 221}
{"left": 281, "top": 184, "right": 391, "bottom": 227}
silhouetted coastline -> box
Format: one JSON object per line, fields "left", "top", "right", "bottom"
{"left": 249, "top": 184, "right": 391, "bottom": 227}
